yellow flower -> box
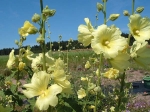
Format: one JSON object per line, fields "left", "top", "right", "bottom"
{"left": 18, "top": 62, "right": 26, "bottom": 71}
{"left": 130, "top": 41, "right": 150, "bottom": 67}
{"left": 110, "top": 106, "right": 115, "bottom": 112}
{"left": 7, "top": 50, "right": 16, "bottom": 69}
{"left": 128, "top": 14, "right": 150, "bottom": 42}
{"left": 51, "top": 59, "right": 72, "bottom": 93}
{"left": 77, "top": 88, "right": 86, "bottom": 99}
{"left": 103, "top": 68, "right": 119, "bottom": 79}
{"left": 85, "top": 61, "right": 91, "bottom": 69}
{"left": 78, "top": 18, "right": 94, "bottom": 46}
{"left": 31, "top": 52, "right": 55, "bottom": 72}
{"left": 91, "top": 24, "right": 127, "bottom": 59}
{"left": 23, "top": 71, "right": 62, "bottom": 111}
{"left": 109, "top": 52, "right": 130, "bottom": 72}
{"left": 18, "top": 21, "right": 38, "bottom": 37}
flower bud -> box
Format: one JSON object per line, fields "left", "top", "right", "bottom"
{"left": 15, "top": 40, "right": 19, "bottom": 45}
{"left": 109, "top": 14, "right": 120, "bottom": 21}
{"left": 43, "top": 6, "right": 56, "bottom": 17}
{"left": 97, "top": 2, "right": 103, "bottom": 12}
{"left": 123, "top": 10, "right": 130, "bottom": 16}
{"left": 85, "top": 61, "right": 91, "bottom": 69}
{"left": 32, "top": 13, "right": 41, "bottom": 23}
{"left": 19, "top": 62, "right": 26, "bottom": 71}
{"left": 136, "top": 7, "right": 144, "bottom": 13}
{"left": 36, "top": 35, "right": 45, "bottom": 44}
{"left": 27, "top": 27, "right": 38, "bottom": 35}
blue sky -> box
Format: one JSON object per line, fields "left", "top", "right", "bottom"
{"left": 0, "top": 0, "right": 150, "bottom": 49}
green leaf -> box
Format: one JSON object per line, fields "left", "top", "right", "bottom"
{"left": 0, "top": 105, "right": 12, "bottom": 112}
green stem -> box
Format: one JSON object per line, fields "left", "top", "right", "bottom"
{"left": 132, "top": 0, "right": 135, "bottom": 15}
{"left": 117, "top": 72, "right": 125, "bottom": 110}
{"left": 103, "top": 0, "right": 107, "bottom": 24}
{"left": 40, "top": 0, "right": 47, "bottom": 71}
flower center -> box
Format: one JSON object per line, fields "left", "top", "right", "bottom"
{"left": 41, "top": 90, "right": 47, "bottom": 97}
{"left": 133, "top": 29, "right": 140, "bottom": 36}
{"left": 103, "top": 40, "right": 110, "bottom": 48}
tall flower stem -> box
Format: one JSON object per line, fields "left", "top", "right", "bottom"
{"left": 94, "top": 1, "right": 107, "bottom": 111}
{"left": 117, "top": 72, "right": 125, "bottom": 110}
{"left": 40, "top": 0, "right": 47, "bottom": 71}
{"left": 128, "top": 0, "right": 135, "bottom": 45}
{"left": 132, "top": 0, "right": 135, "bottom": 15}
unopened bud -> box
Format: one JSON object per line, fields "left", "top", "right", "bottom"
{"left": 32, "top": 13, "right": 41, "bottom": 23}
{"left": 27, "top": 27, "right": 38, "bottom": 35}
{"left": 15, "top": 40, "right": 19, "bottom": 45}
{"left": 43, "top": 6, "right": 56, "bottom": 17}
{"left": 109, "top": 14, "right": 120, "bottom": 21}
{"left": 36, "top": 35, "right": 45, "bottom": 44}
{"left": 123, "top": 10, "right": 130, "bottom": 16}
{"left": 136, "top": 7, "right": 144, "bottom": 13}
{"left": 97, "top": 3, "right": 103, "bottom": 12}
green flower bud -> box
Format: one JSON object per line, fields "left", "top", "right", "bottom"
{"left": 109, "top": 14, "right": 120, "bottom": 21}
{"left": 36, "top": 35, "right": 45, "bottom": 44}
{"left": 43, "top": 6, "right": 56, "bottom": 17}
{"left": 136, "top": 7, "right": 144, "bottom": 13}
{"left": 123, "top": 10, "right": 130, "bottom": 16}
{"left": 32, "top": 13, "right": 41, "bottom": 23}
{"left": 27, "top": 27, "right": 38, "bottom": 35}
{"left": 15, "top": 40, "right": 19, "bottom": 45}
{"left": 97, "top": 2, "right": 103, "bottom": 12}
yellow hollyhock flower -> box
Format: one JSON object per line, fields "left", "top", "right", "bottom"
{"left": 109, "top": 52, "right": 130, "bottom": 72}
{"left": 31, "top": 52, "right": 55, "bottom": 72}
{"left": 128, "top": 14, "right": 150, "bottom": 42}
{"left": 51, "top": 58, "right": 72, "bottom": 93}
{"left": 18, "top": 62, "right": 26, "bottom": 71}
{"left": 18, "top": 21, "right": 38, "bottom": 37}
{"left": 103, "top": 68, "right": 119, "bottom": 79}
{"left": 130, "top": 41, "right": 150, "bottom": 67}
{"left": 23, "top": 71, "right": 62, "bottom": 111}
{"left": 7, "top": 50, "right": 16, "bottom": 69}
{"left": 77, "top": 88, "right": 86, "bottom": 99}
{"left": 91, "top": 24, "right": 127, "bottom": 59}
{"left": 85, "top": 61, "right": 91, "bottom": 69}
{"left": 78, "top": 18, "right": 94, "bottom": 46}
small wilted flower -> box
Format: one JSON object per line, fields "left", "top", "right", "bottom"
{"left": 23, "top": 71, "right": 62, "bottom": 111}
{"left": 97, "top": 2, "right": 103, "bottom": 12}
{"left": 128, "top": 14, "right": 150, "bottom": 42}
{"left": 78, "top": 18, "right": 94, "bottom": 46}
{"left": 85, "top": 61, "right": 91, "bottom": 69}
{"left": 77, "top": 88, "right": 86, "bottom": 99}
{"left": 18, "top": 62, "right": 26, "bottom": 71}
{"left": 91, "top": 24, "right": 127, "bottom": 59}
{"left": 7, "top": 50, "right": 16, "bottom": 69}
{"left": 110, "top": 106, "right": 115, "bottom": 112}
{"left": 32, "top": 13, "right": 41, "bottom": 23}
{"left": 81, "top": 77, "right": 88, "bottom": 81}
{"left": 123, "top": 10, "right": 130, "bottom": 16}
{"left": 103, "top": 68, "right": 119, "bottom": 79}
{"left": 136, "top": 7, "right": 144, "bottom": 13}
{"left": 18, "top": 21, "right": 38, "bottom": 37}
{"left": 109, "top": 14, "right": 120, "bottom": 21}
